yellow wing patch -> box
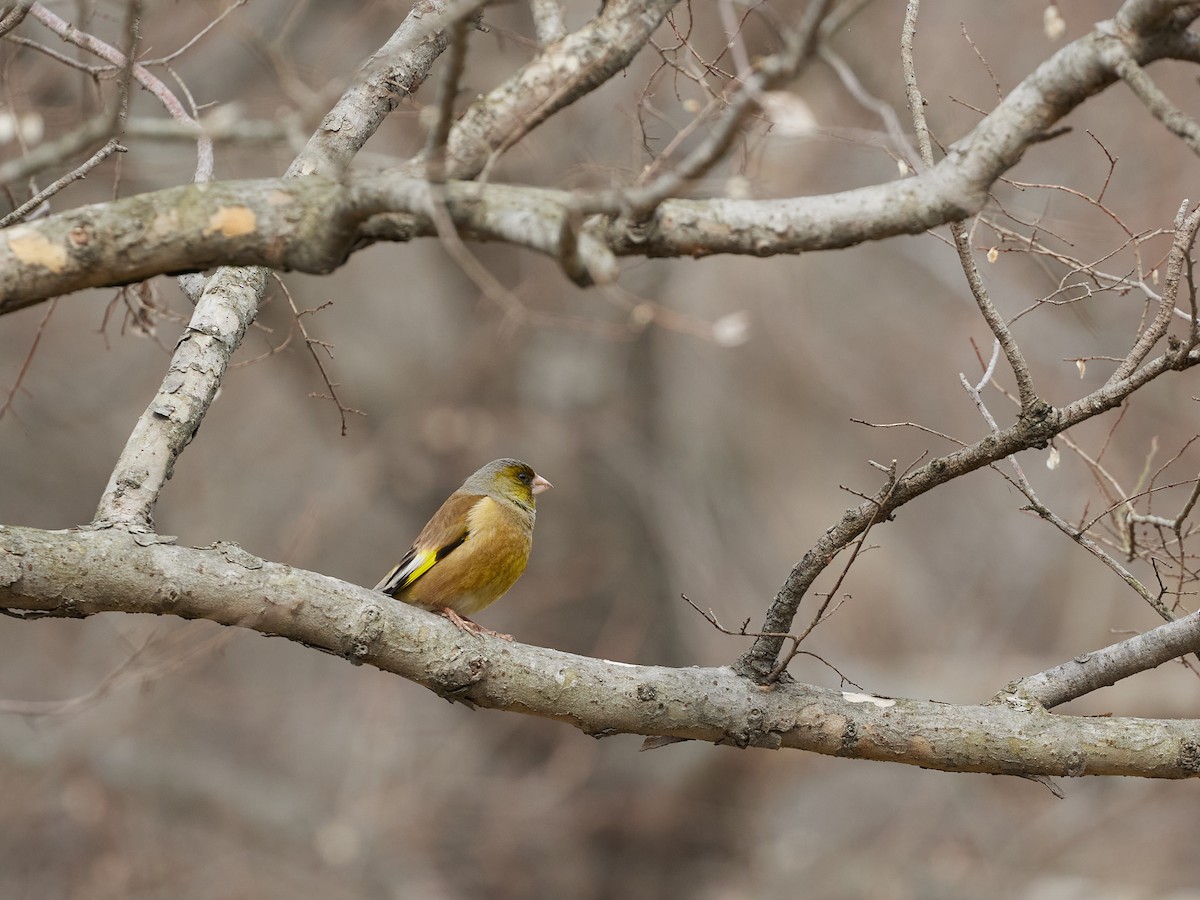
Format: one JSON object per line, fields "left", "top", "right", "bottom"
{"left": 375, "top": 547, "right": 440, "bottom": 595}
{"left": 398, "top": 549, "right": 438, "bottom": 590}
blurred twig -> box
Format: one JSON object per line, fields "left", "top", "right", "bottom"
{"left": 29, "top": 2, "right": 213, "bottom": 183}
{"left": 0, "top": 296, "right": 56, "bottom": 424}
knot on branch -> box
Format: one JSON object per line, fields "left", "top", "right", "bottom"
{"left": 428, "top": 648, "right": 490, "bottom": 704}
{"left": 733, "top": 653, "right": 774, "bottom": 682}
{"left": 1017, "top": 399, "right": 1058, "bottom": 447}
{"left": 724, "top": 706, "right": 784, "bottom": 749}
{"left": 347, "top": 603, "right": 385, "bottom": 663}
{"left": 1062, "top": 748, "right": 1086, "bottom": 778}
{"left": 1178, "top": 739, "right": 1200, "bottom": 774}
{"left": 1166, "top": 335, "right": 1199, "bottom": 370}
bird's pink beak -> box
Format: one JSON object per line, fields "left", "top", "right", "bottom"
{"left": 532, "top": 474, "right": 553, "bottom": 495}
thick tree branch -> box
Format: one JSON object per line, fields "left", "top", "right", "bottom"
{"left": 528, "top": 0, "right": 566, "bottom": 47}
{"left": 0, "top": 1, "right": 33, "bottom": 38}
{"left": 603, "top": 13, "right": 1200, "bottom": 257}
{"left": 1116, "top": 0, "right": 1200, "bottom": 33}
{"left": 1, "top": 178, "right": 357, "bottom": 317}
{"left": 90, "top": 266, "right": 268, "bottom": 529}
{"left": 4, "top": 11, "right": 1199, "bottom": 310}
{"left": 0, "top": 176, "right": 622, "bottom": 315}
{"left": 2, "top": 523, "right": 1199, "bottom": 779}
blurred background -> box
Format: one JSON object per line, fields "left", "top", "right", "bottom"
{"left": 2, "top": 0, "right": 1200, "bottom": 897}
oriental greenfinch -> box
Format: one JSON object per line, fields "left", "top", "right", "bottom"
{"left": 375, "top": 458, "right": 552, "bottom": 640}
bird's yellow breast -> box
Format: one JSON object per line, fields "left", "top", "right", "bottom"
{"left": 400, "top": 496, "right": 534, "bottom": 615}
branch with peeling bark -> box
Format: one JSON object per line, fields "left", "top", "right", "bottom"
{"left": 2, "top": 524, "right": 1199, "bottom": 779}
{"left": 5, "top": 5, "right": 1200, "bottom": 309}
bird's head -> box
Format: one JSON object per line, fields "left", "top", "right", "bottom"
{"left": 466, "top": 458, "right": 553, "bottom": 509}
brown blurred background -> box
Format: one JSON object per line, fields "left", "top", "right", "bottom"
{"left": 2, "top": 1, "right": 1200, "bottom": 897}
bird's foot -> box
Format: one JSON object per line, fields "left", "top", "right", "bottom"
{"left": 439, "top": 607, "right": 513, "bottom": 642}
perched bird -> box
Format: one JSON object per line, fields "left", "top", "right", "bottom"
{"left": 375, "top": 458, "right": 552, "bottom": 640}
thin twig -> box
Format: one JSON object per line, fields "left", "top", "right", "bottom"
{"left": 139, "top": 0, "right": 249, "bottom": 65}
{"left": 1111, "top": 201, "right": 1200, "bottom": 382}
{"left": 680, "top": 594, "right": 862, "bottom": 688}
{"left": 274, "top": 275, "right": 364, "bottom": 436}
{"left": 819, "top": 44, "right": 921, "bottom": 172}
{"left": 606, "top": 0, "right": 835, "bottom": 218}
{"left": 0, "top": 138, "right": 125, "bottom": 227}
{"left": 2, "top": 34, "right": 110, "bottom": 74}
{"left": 960, "top": 23, "right": 1002, "bottom": 103}
{"left": 0, "top": 297, "right": 57, "bottom": 423}
{"left": 849, "top": 418, "right": 966, "bottom": 446}
{"left": 902, "top": 0, "right": 1038, "bottom": 410}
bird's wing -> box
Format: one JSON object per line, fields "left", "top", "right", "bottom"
{"left": 373, "top": 492, "right": 479, "bottom": 595}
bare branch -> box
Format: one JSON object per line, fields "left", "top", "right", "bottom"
{"left": 424, "top": 17, "right": 471, "bottom": 182}
{"left": 288, "top": 0, "right": 474, "bottom": 178}
{"left": 274, "top": 277, "right": 365, "bottom": 436}
{"left": 1010, "top": 469, "right": 1171, "bottom": 621}
{"left": 602, "top": 11, "right": 1200, "bottom": 258}
{"left": 1112, "top": 51, "right": 1200, "bottom": 154}
{"left": 528, "top": 0, "right": 566, "bottom": 46}
{"left": 1110, "top": 200, "right": 1200, "bottom": 382}
{"left": 0, "top": 296, "right": 56, "bottom": 424}
{"left": 1002, "top": 608, "right": 1200, "bottom": 709}
{"left": 410, "top": 0, "right": 679, "bottom": 181}
{"left": 0, "top": 0, "right": 32, "bottom": 38}
{"left": 0, "top": 175, "right": 620, "bottom": 315}
{"left": 4, "top": 524, "right": 1200, "bottom": 778}
{"left": 138, "top": 0, "right": 249, "bottom": 66}
{"left": 612, "top": 0, "right": 834, "bottom": 218}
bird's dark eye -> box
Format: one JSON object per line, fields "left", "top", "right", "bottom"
{"left": 517, "top": 471, "right": 531, "bottom": 483}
